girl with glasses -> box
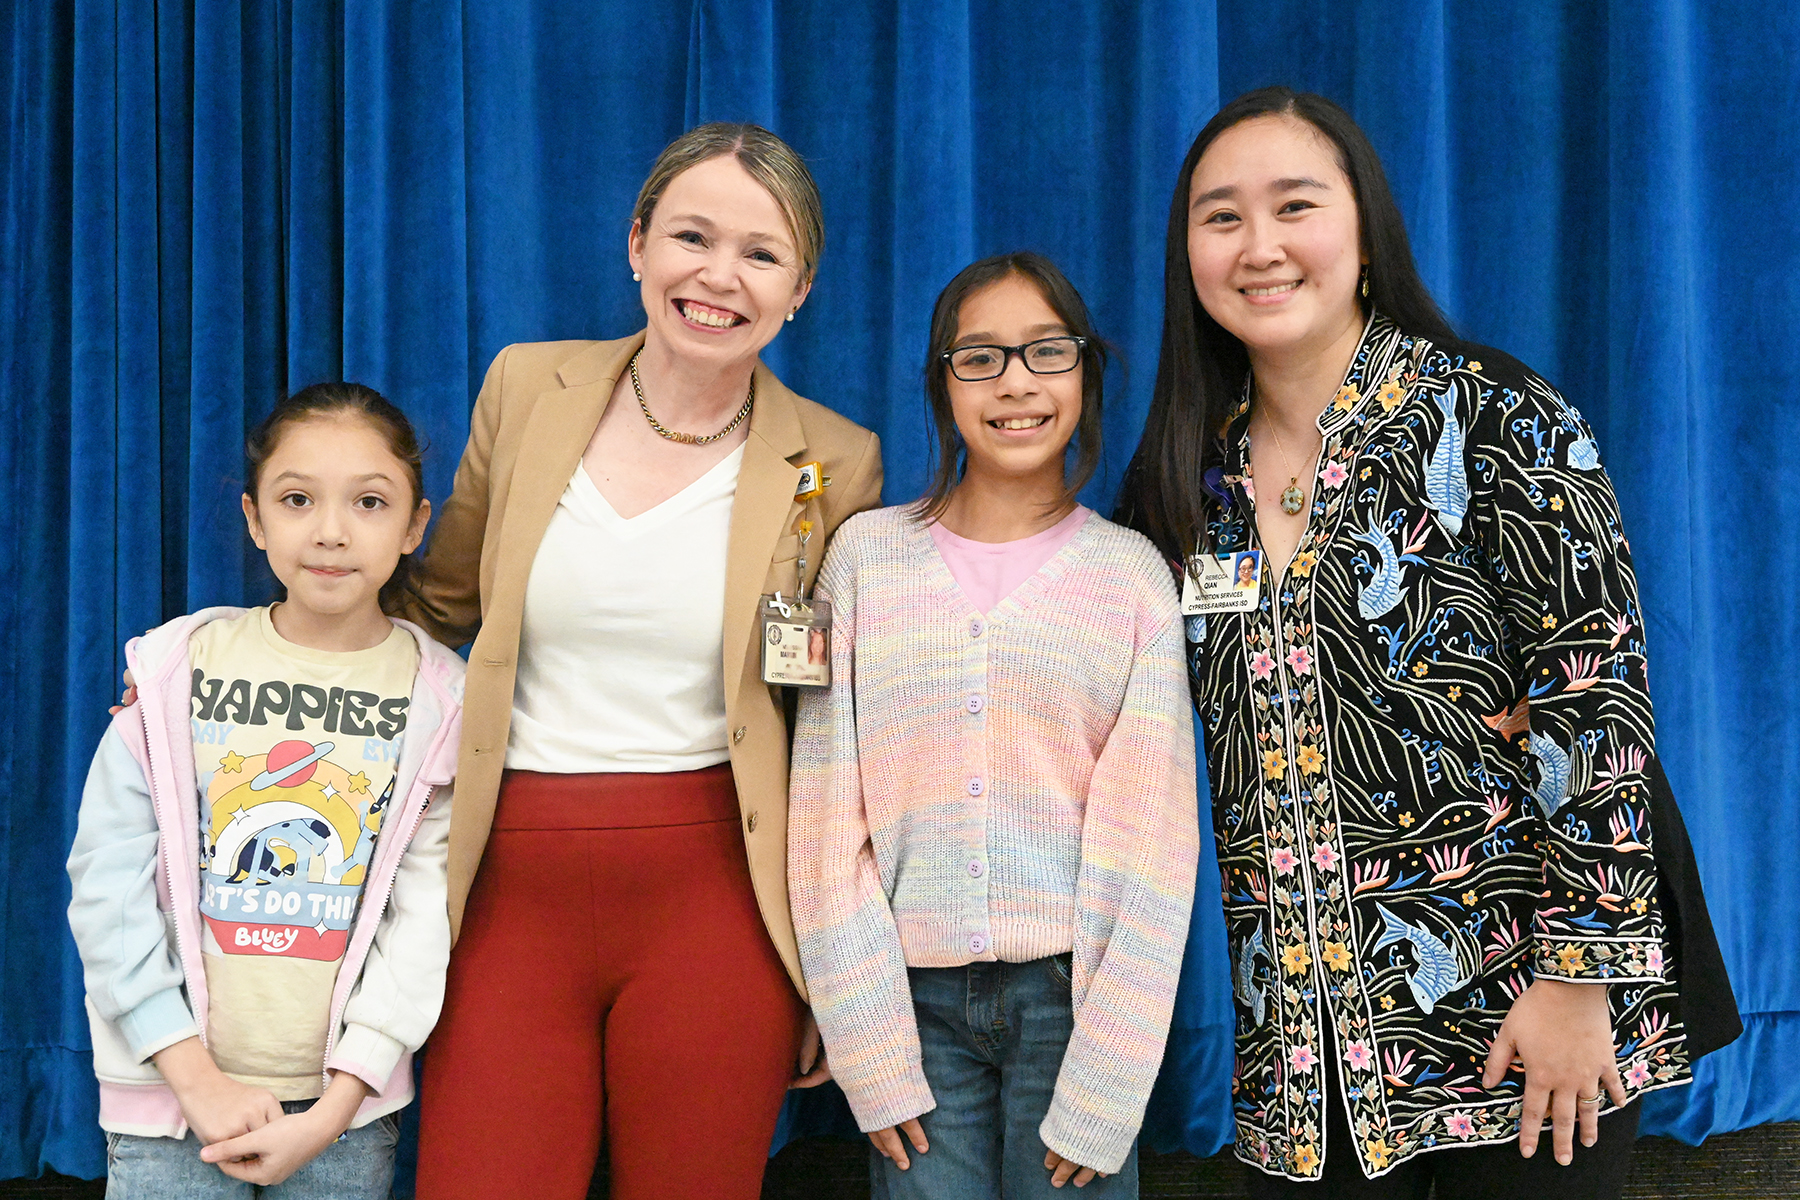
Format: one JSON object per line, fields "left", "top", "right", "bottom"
{"left": 789, "top": 251, "right": 1198, "bottom": 1198}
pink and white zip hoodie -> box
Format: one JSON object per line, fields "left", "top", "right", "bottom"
{"left": 66, "top": 606, "right": 465, "bottom": 1137}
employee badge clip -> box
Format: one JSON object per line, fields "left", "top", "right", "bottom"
{"left": 794, "top": 519, "right": 815, "bottom": 601}
{"left": 794, "top": 462, "right": 826, "bottom": 502}
{"left": 760, "top": 585, "right": 832, "bottom": 689}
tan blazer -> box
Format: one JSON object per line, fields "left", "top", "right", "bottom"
{"left": 401, "top": 334, "right": 882, "bottom": 996}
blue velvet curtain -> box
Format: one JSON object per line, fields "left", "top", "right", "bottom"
{"left": 4, "top": 0, "right": 1794, "bottom": 1182}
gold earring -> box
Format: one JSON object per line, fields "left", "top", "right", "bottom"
{"left": 632, "top": 271, "right": 642, "bottom": 282}
{"left": 1360, "top": 266, "right": 1370, "bottom": 299}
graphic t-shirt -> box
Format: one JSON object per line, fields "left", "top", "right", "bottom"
{"left": 188, "top": 607, "right": 418, "bottom": 1099}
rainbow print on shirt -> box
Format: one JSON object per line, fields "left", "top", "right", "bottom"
{"left": 197, "top": 739, "right": 392, "bottom": 960}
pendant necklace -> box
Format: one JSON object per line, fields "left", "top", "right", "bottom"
{"left": 1261, "top": 418, "right": 1309, "bottom": 516}
{"left": 630, "top": 350, "right": 755, "bottom": 445}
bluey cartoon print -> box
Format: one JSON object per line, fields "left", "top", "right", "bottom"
{"left": 199, "top": 740, "right": 391, "bottom": 960}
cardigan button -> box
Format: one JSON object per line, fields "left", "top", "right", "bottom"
{"left": 967, "top": 695, "right": 985, "bottom": 714}
{"left": 969, "top": 618, "right": 985, "bottom": 638}
{"left": 746, "top": 811, "right": 758, "bottom": 833}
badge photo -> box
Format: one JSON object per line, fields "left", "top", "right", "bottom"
{"left": 760, "top": 593, "right": 832, "bottom": 688}
{"left": 1181, "top": 548, "right": 1262, "bottom": 616}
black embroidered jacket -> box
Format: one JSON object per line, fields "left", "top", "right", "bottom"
{"left": 1189, "top": 315, "right": 1689, "bottom": 1180}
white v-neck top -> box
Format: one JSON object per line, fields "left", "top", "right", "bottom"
{"left": 507, "top": 446, "right": 744, "bottom": 773}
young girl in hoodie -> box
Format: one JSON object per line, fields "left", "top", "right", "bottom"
{"left": 68, "top": 383, "right": 464, "bottom": 1198}
{"left": 788, "top": 253, "right": 1199, "bottom": 1197}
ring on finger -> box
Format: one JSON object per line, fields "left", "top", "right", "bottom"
{"left": 1577, "top": 1093, "right": 1603, "bottom": 1106}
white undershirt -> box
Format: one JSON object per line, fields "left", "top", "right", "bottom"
{"left": 507, "top": 446, "right": 743, "bottom": 773}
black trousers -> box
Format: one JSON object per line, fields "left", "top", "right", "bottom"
{"left": 1242, "top": 1092, "right": 1641, "bottom": 1200}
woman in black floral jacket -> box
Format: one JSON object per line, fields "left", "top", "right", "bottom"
{"left": 1119, "top": 87, "right": 1737, "bottom": 1198}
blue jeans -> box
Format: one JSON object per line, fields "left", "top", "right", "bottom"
{"left": 872, "top": 955, "right": 1140, "bottom": 1200}
{"left": 106, "top": 1101, "right": 399, "bottom": 1199}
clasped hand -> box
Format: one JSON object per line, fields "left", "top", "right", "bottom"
{"left": 199, "top": 1101, "right": 347, "bottom": 1186}
{"left": 155, "top": 1038, "right": 368, "bottom": 1187}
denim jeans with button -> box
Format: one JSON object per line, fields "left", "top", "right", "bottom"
{"left": 871, "top": 955, "right": 1140, "bottom": 1200}
{"left": 105, "top": 1101, "right": 399, "bottom": 1200}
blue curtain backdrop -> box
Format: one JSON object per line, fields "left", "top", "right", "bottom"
{"left": 2, "top": 0, "right": 1794, "bottom": 1182}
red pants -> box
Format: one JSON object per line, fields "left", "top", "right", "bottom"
{"left": 415, "top": 766, "right": 804, "bottom": 1200}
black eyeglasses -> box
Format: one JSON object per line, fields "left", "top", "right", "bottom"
{"left": 942, "top": 336, "right": 1087, "bottom": 382}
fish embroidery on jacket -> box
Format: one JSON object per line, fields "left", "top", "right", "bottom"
{"left": 1424, "top": 388, "right": 1470, "bottom": 536}
{"left": 1372, "top": 903, "right": 1470, "bottom": 1015}
{"left": 1546, "top": 387, "right": 1601, "bottom": 472}
{"left": 1234, "top": 925, "right": 1271, "bottom": 1027}
{"left": 1348, "top": 516, "right": 1423, "bottom": 620}
{"left": 1528, "top": 730, "right": 1573, "bottom": 818}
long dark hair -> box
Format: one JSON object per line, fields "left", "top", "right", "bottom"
{"left": 914, "top": 251, "right": 1109, "bottom": 522}
{"left": 1116, "top": 87, "right": 1456, "bottom": 560}
{"left": 244, "top": 382, "right": 428, "bottom": 613}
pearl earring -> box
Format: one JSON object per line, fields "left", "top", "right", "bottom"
{"left": 632, "top": 272, "right": 641, "bottom": 282}
{"left": 786, "top": 311, "right": 795, "bottom": 322}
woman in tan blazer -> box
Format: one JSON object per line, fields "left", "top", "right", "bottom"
{"left": 404, "top": 125, "right": 881, "bottom": 1200}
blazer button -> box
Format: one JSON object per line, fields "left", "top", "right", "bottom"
{"left": 734, "top": 726, "right": 747, "bottom": 744}
{"left": 746, "top": 811, "right": 759, "bottom": 833}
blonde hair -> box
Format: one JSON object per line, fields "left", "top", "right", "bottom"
{"left": 631, "top": 123, "right": 824, "bottom": 283}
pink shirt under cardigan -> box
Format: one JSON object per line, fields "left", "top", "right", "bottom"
{"left": 926, "top": 505, "right": 1090, "bottom": 614}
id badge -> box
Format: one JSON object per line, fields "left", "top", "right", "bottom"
{"left": 760, "top": 593, "right": 832, "bottom": 688}
{"left": 1181, "top": 549, "right": 1262, "bottom": 616}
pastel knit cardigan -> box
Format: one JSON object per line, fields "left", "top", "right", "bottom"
{"left": 788, "top": 506, "right": 1199, "bottom": 1174}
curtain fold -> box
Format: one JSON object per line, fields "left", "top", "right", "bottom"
{"left": 4, "top": 0, "right": 1794, "bottom": 1181}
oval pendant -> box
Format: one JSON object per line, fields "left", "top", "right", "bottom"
{"left": 1280, "top": 482, "right": 1306, "bottom": 515}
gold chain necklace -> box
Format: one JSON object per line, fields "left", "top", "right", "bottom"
{"left": 630, "top": 350, "right": 755, "bottom": 445}
{"left": 1258, "top": 416, "right": 1310, "bottom": 516}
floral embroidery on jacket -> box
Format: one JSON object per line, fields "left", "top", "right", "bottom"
{"left": 1191, "top": 315, "right": 1689, "bottom": 1181}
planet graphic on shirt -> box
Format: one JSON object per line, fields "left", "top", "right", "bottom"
{"left": 250, "top": 739, "right": 332, "bottom": 790}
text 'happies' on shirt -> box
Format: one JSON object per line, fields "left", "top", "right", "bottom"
{"left": 191, "top": 672, "right": 409, "bottom": 739}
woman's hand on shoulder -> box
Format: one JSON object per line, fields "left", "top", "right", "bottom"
{"left": 109, "top": 668, "right": 137, "bottom": 714}
{"left": 1482, "top": 977, "right": 1628, "bottom": 1164}
{"left": 869, "top": 1118, "right": 928, "bottom": 1170}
